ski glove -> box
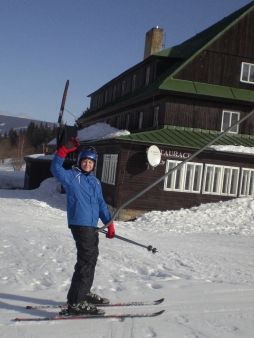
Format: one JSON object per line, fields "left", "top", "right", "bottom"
{"left": 56, "top": 137, "right": 80, "bottom": 158}
{"left": 106, "top": 222, "right": 115, "bottom": 239}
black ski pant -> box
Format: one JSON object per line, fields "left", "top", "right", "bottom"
{"left": 67, "top": 225, "right": 99, "bottom": 305}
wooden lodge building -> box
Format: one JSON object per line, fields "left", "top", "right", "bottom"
{"left": 25, "top": 2, "right": 254, "bottom": 221}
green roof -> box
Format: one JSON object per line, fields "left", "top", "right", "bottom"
{"left": 116, "top": 125, "right": 254, "bottom": 150}
{"left": 159, "top": 79, "right": 254, "bottom": 102}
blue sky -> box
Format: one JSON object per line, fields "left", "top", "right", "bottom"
{"left": 0, "top": 0, "right": 252, "bottom": 126}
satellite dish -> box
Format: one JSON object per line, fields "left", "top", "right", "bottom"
{"left": 147, "top": 145, "right": 161, "bottom": 167}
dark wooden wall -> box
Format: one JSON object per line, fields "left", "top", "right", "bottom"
{"left": 24, "top": 159, "right": 75, "bottom": 190}
{"left": 175, "top": 10, "right": 254, "bottom": 89}
{"left": 84, "top": 93, "right": 254, "bottom": 135}
{"left": 164, "top": 96, "right": 254, "bottom": 134}
{"left": 94, "top": 140, "right": 254, "bottom": 215}
{"left": 90, "top": 58, "right": 160, "bottom": 110}
{"left": 85, "top": 96, "right": 166, "bottom": 132}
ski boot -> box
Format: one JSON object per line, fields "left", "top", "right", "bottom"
{"left": 60, "top": 301, "right": 105, "bottom": 316}
{"left": 86, "top": 291, "right": 110, "bottom": 304}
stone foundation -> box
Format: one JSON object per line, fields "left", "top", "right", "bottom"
{"left": 107, "top": 205, "right": 149, "bottom": 222}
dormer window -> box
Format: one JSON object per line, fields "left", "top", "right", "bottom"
{"left": 112, "top": 85, "right": 117, "bottom": 100}
{"left": 221, "top": 110, "right": 240, "bottom": 133}
{"left": 240, "top": 62, "right": 254, "bottom": 84}
{"left": 125, "top": 114, "right": 130, "bottom": 129}
{"left": 104, "top": 90, "right": 108, "bottom": 104}
{"left": 115, "top": 116, "right": 120, "bottom": 128}
{"left": 145, "top": 66, "right": 150, "bottom": 85}
{"left": 121, "top": 81, "right": 126, "bottom": 96}
{"left": 91, "top": 97, "right": 96, "bottom": 109}
{"left": 153, "top": 106, "right": 159, "bottom": 127}
{"left": 138, "top": 111, "right": 143, "bottom": 129}
{"left": 131, "top": 74, "right": 136, "bottom": 92}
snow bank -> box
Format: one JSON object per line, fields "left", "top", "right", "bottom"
{"left": 0, "top": 158, "right": 254, "bottom": 337}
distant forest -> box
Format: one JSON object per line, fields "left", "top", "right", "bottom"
{"left": 0, "top": 121, "right": 57, "bottom": 169}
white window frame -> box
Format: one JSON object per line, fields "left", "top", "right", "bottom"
{"left": 184, "top": 162, "right": 203, "bottom": 193}
{"left": 221, "top": 110, "right": 240, "bottom": 133}
{"left": 203, "top": 164, "right": 239, "bottom": 196}
{"left": 164, "top": 160, "right": 203, "bottom": 193}
{"left": 239, "top": 168, "right": 254, "bottom": 197}
{"left": 101, "top": 154, "right": 118, "bottom": 185}
{"left": 240, "top": 62, "right": 254, "bottom": 84}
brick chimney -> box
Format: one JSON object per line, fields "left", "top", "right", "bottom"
{"left": 143, "top": 26, "right": 164, "bottom": 59}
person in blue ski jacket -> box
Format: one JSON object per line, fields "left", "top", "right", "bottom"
{"left": 50, "top": 137, "right": 115, "bottom": 316}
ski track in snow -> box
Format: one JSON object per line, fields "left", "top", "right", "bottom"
{"left": 0, "top": 161, "right": 254, "bottom": 337}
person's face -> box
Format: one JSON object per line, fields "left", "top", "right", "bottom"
{"left": 80, "top": 158, "right": 95, "bottom": 173}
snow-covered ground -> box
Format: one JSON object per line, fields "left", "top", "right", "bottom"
{"left": 0, "top": 159, "right": 254, "bottom": 337}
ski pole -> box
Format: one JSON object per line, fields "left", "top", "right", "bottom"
{"left": 97, "top": 108, "right": 254, "bottom": 233}
{"left": 101, "top": 230, "right": 157, "bottom": 253}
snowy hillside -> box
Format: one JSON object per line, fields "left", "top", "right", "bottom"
{"left": 0, "top": 160, "right": 254, "bottom": 337}
{"left": 0, "top": 113, "right": 56, "bottom": 135}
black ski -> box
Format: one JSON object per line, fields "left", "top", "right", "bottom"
{"left": 26, "top": 298, "right": 164, "bottom": 310}
{"left": 15, "top": 310, "right": 165, "bottom": 322}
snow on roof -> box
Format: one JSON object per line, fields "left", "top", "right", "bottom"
{"left": 47, "top": 138, "right": 56, "bottom": 145}
{"left": 77, "top": 123, "right": 130, "bottom": 141}
{"left": 210, "top": 145, "right": 254, "bottom": 155}
{"left": 46, "top": 123, "right": 130, "bottom": 146}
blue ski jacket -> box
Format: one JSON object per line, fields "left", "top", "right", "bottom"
{"left": 50, "top": 155, "right": 112, "bottom": 228}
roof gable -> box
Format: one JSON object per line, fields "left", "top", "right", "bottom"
{"left": 156, "top": 1, "right": 254, "bottom": 102}
{"left": 154, "top": 1, "right": 254, "bottom": 60}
